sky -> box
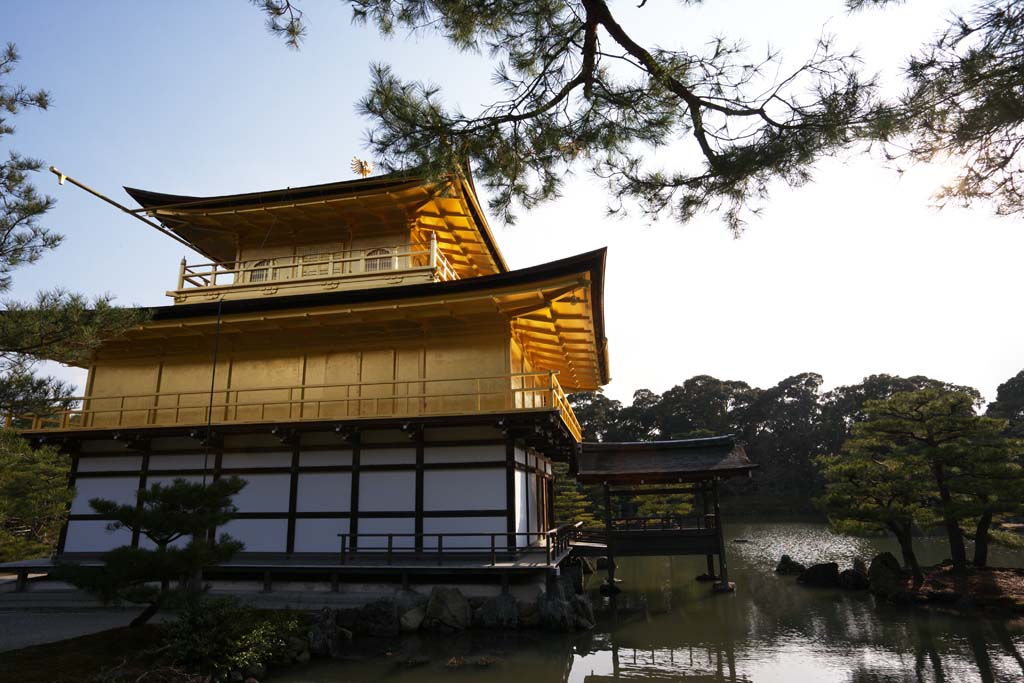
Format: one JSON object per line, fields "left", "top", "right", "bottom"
{"left": 4, "top": 0, "right": 1023, "bottom": 406}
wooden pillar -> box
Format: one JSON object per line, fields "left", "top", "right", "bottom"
{"left": 712, "top": 479, "right": 734, "bottom": 593}
{"left": 702, "top": 482, "right": 716, "bottom": 579}
{"left": 56, "top": 451, "right": 80, "bottom": 555}
{"left": 132, "top": 448, "right": 151, "bottom": 549}
{"left": 505, "top": 439, "right": 516, "bottom": 552}
{"left": 348, "top": 432, "right": 361, "bottom": 552}
{"left": 286, "top": 442, "right": 300, "bottom": 554}
{"left": 414, "top": 427, "right": 424, "bottom": 553}
{"left": 604, "top": 482, "right": 615, "bottom": 586}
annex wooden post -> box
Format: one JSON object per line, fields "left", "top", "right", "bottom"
{"left": 603, "top": 481, "right": 616, "bottom": 588}
{"left": 712, "top": 479, "right": 734, "bottom": 593}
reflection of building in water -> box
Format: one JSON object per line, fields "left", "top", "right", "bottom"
{"left": 581, "top": 642, "right": 744, "bottom": 683}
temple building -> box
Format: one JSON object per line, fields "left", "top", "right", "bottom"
{"left": 13, "top": 169, "right": 754, "bottom": 594}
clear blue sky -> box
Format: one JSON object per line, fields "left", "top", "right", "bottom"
{"left": 5, "top": 1, "right": 1023, "bottom": 405}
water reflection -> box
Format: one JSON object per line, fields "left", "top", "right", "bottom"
{"left": 274, "top": 522, "right": 1024, "bottom": 683}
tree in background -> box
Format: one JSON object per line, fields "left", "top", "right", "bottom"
{"left": 0, "top": 44, "right": 147, "bottom": 561}
{"left": 59, "top": 477, "right": 246, "bottom": 627}
{"left": 846, "top": 389, "right": 1020, "bottom": 571}
{"left": 0, "top": 431, "right": 71, "bottom": 561}
{"left": 987, "top": 370, "right": 1024, "bottom": 437}
{"left": 552, "top": 462, "right": 597, "bottom": 527}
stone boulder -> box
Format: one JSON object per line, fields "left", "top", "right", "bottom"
{"left": 569, "top": 594, "right": 596, "bottom": 630}
{"left": 775, "top": 555, "right": 806, "bottom": 575}
{"left": 838, "top": 569, "right": 870, "bottom": 591}
{"left": 306, "top": 608, "right": 350, "bottom": 659}
{"left": 359, "top": 597, "right": 399, "bottom": 638}
{"left": 797, "top": 562, "right": 840, "bottom": 588}
{"left": 475, "top": 593, "right": 519, "bottom": 629}
{"left": 868, "top": 552, "right": 906, "bottom": 599}
{"left": 852, "top": 556, "right": 868, "bottom": 575}
{"left": 395, "top": 589, "right": 428, "bottom": 633}
{"left": 423, "top": 586, "right": 472, "bottom": 631}
{"left": 517, "top": 598, "right": 541, "bottom": 628}
{"left": 537, "top": 594, "right": 573, "bottom": 631}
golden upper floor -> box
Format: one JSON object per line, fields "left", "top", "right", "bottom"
{"left": 124, "top": 173, "right": 507, "bottom": 305}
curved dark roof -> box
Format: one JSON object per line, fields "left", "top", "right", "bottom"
{"left": 576, "top": 435, "right": 756, "bottom": 483}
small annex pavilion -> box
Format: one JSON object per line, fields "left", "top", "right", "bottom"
{"left": 5, "top": 169, "right": 755, "bottom": 596}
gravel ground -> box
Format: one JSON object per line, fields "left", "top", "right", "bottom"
{"left": 0, "top": 609, "right": 165, "bottom": 653}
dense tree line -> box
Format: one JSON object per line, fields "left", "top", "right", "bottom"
{"left": 566, "top": 370, "right": 1024, "bottom": 514}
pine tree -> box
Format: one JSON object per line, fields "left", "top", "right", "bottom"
{"left": 0, "top": 44, "right": 147, "bottom": 560}
{"left": 552, "top": 462, "right": 597, "bottom": 528}
{"left": 0, "top": 431, "right": 71, "bottom": 561}
{"left": 58, "top": 477, "right": 246, "bottom": 627}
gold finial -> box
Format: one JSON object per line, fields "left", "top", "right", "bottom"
{"left": 350, "top": 157, "right": 374, "bottom": 178}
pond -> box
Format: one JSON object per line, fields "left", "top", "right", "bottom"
{"left": 274, "top": 522, "right": 1024, "bottom": 682}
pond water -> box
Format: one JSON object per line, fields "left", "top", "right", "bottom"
{"left": 274, "top": 522, "right": 1024, "bottom": 683}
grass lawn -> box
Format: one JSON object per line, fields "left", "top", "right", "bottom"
{"left": 0, "top": 625, "right": 164, "bottom": 683}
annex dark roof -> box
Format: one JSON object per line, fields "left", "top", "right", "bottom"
{"left": 576, "top": 435, "right": 756, "bottom": 484}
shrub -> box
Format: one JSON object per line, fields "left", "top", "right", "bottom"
{"left": 164, "top": 597, "right": 303, "bottom": 677}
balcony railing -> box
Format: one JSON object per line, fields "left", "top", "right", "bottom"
{"left": 174, "top": 233, "right": 458, "bottom": 293}
{"left": 13, "top": 371, "right": 583, "bottom": 441}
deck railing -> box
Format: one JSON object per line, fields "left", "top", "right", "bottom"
{"left": 175, "top": 233, "right": 458, "bottom": 292}
{"left": 13, "top": 370, "right": 583, "bottom": 441}
{"left": 336, "top": 522, "right": 583, "bottom": 567}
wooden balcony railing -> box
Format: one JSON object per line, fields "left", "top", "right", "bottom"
{"left": 13, "top": 371, "right": 583, "bottom": 441}
{"left": 175, "top": 233, "right": 458, "bottom": 292}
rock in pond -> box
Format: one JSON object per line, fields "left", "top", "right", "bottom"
{"left": 423, "top": 586, "right": 472, "bottom": 631}
{"left": 475, "top": 593, "right": 519, "bottom": 629}
{"left": 359, "top": 597, "right": 400, "bottom": 638}
{"left": 797, "top": 562, "right": 840, "bottom": 588}
{"left": 838, "top": 568, "right": 870, "bottom": 590}
{"left": 775, "top": 554, "right": 807, "bottom": 575}
{"left": 395, "top": 589, "right": 428, "bottom": 632}
{"left": 868, "top": 552, "right": 906, "bottom": 600}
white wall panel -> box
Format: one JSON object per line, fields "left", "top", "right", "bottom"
{"left": 294, "top": 518, "right": 350, "bottom": 553}
{"left": 423, "top": 469, "right": 505, "bottom": 511}
{"left": 359, "top": 471, "right": 415, "bottom": 511}
{"left": 231, "top": 474, "right": 291, "bottom": 512}
{"left": 423, "top": 444, "right": 504, "bottom": 464}
{"left": 362, "top": 448, "right": 415, "bottom": 465}
{"left": 63, "top": 520, "right": 132, "bottom": 552}
{"left": 357, "top": 517, "right": 415, "bottom": 549}
{"left": 221, "top": 452, "right": 291, "bottom": 469}
{"left": 77, "top": 456, "right": 142, "bottom": 472}
{"left": 71, "top": 477, "right": 139, "bottom": 514}
{"left": 220, "top": 519, "right": 287, "bottom": 552}
{"left": 296, "top": 472, "right": 351, "bottom": 512}
{"left": 514, "top": 446, "right": 527, "bottom": 464}
{"left": 145, "top": 475, "right": 206, "bottom": 488}
{"left": 148, "top": 454, "right": 210, "bottom": 471}
{"left": 301, "top": 450, "right": 353, "bottom": 467}
{"left": 422, "top": 517, "right": 507, "bottom": 550}
{"left": 515, "top": 470, "right": 530, "bottom": 542}
{"left": 530, "top": 472, "right": 541, "bottom": 534}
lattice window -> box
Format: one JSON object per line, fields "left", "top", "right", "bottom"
{"left": 365, "top": 247, "right": 394, "bottom": 272}
{"left": 248, "top": 259, "right": 271, "bottom": 283}
{"left": 297, "top": 243, "right": 345, "bottom": 277}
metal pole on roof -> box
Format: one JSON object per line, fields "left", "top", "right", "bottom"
{"left": 48, "top": 166, "right": 197, "bottom": 250}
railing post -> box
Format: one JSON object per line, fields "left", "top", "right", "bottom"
{"left": 387, "top": 534, "right": 393, "bottom": 566}
{"left": 429, "top": 231, "right": 437, "bottom": 269}
{"left": 546, "top": 532, "right": 552, "bottom": 566}
{"left": 178, "top": 257, "right": 186, "bottom": 290}
{"left": 339, "top": 534, "right": 348, "bottom": 565}
{"left": 437, "top": 534, "right": 444, "bottom": 566}
{"left": 490, "top": 534, "right": 496, "bottom": 566}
